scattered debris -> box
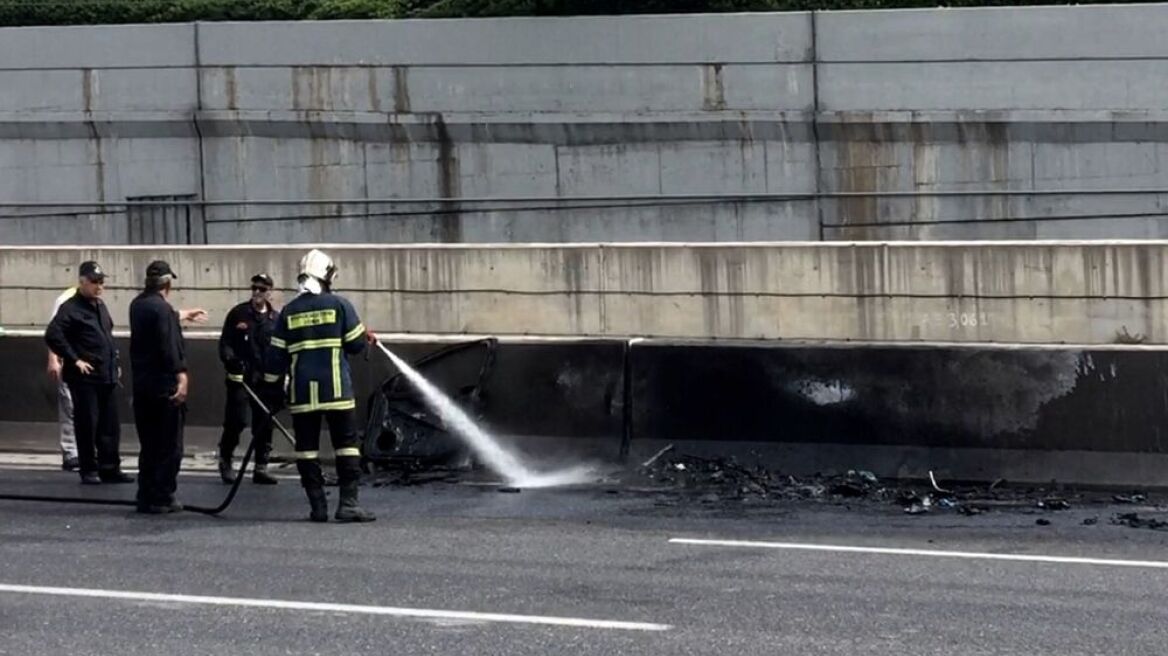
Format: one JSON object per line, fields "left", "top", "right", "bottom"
{"left": 640, "top": 444, "right": 675, "bottom": 469}
{"left": 1037, "top": 498, "right": 1071, "bottom": 511}
{"left": 929, "top": 471, "right": 953, "bottom": 495}
{"left": 829, "top": 481, "right": 868, "bottom": 498}
{"left": 897, "top": 490, "right": 924, "bottom": 507}
{"left": 903, "top": 494, "right": 934, "bottom": 515}
{"left": 630, "top": 449, "right": 1153, "bottom": 521}
{"left": 901, "top": 494, "right": 929, "bottom": 511}
{"left": 828, "top": 470, "right": 880, "bottom": 498}
{"left": 855, "top": 470, "right": 879, "bottom": 486}
{"left": 1113, "top": 512, "right": 1168, "bottom": 531}
{"left": 358, "top": 442, "right": 1163, "bottom": 533}
{"left": 371, "top": 468, "right": 462, "bottom": 488}
{"left": 796, "top": 484, "right": 827, "bottom": 499}
{"left": 637, "top": 452, "right": 777, "bottom": 501}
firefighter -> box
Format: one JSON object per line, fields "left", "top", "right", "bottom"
{"left": 262, "top": 249, "right": 376, "bottom": 523}
{"left": 217, "top": 273, "right": 280, "bottom": 485}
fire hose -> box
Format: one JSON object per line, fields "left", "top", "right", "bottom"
{"left": 0, "top": 382, "right": 295, "bottom": 516}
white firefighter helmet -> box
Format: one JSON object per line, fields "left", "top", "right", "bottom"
{"left": 299, "top": 248, "right": 337, "bottom": 284}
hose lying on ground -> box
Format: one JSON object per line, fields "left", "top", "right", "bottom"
{"left": 0, "top": 382, "right": 292, "bottom": 516}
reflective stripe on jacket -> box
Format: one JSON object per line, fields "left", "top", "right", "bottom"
{"left": 263, "top": 292, "right": 366, "bottom": 414}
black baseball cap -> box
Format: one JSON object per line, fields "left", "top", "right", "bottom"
{"left": 145, "top": 260, "right": 177, "bottom": 280}
{"left": 251, "top": 273, "right": 274, "bottom": 288}
{"left": 78, "top": 261, "right": 105, "bottom": 282}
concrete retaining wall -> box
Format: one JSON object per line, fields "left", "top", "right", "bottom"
{"left": 4, "top": 242, "right": 1168, "bottom": 344}
{"left": 5, "top": 5, "right": 1168, "bottom": 243}
{"left": 3, "top": 334, "right": 1167, "bottom": 487}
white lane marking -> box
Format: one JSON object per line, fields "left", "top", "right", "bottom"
{"left": 0, "top": 583, "right": 672, "bottom": 632}
{"left": 0, "top": 454, "right": 298, "bottom": 478}
{"left": 0, "top": 464, "right": 297, "bottom": 481}
{"left": 669, "top": 538, "right": 1168, "bottom": 570}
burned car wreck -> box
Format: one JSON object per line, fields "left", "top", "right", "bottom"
{"left": 362, "top": 338, "right": 497, "bottom": 472}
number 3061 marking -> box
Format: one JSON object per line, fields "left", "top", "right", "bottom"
{"left": 948, "top": 312, "right": 988, "bottom": 328}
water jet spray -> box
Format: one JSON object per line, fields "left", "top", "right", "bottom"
{"left": 373, "top": 341, "right": 595, "bottom": 489}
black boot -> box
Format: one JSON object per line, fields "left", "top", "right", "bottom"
{"left": 252, "top": 463, "right": 278, "bottom": 485}
{"left": 297, "top": 459, "right": 329, "bottom": 523}
{"left": 335, "top": 482, "right": 376, "bottom": 523}
{"left": 305, "top": 486, "right": 329, "bottom": 523}
{"left": 334, "top": 455, "right": 375, "bottom": 523}
{"left": 218, "top": 456, "right": 235, "bottom": 485}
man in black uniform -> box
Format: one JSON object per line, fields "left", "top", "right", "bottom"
{"left": 216, "top": 273, "right": 280, "bottom": 485}
{"left": 44, "top": 261, "right": 134, "bottom": 485}
{"left": 129, "top": 260, "right": 207, "bottom": 514}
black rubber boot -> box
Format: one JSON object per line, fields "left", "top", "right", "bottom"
{"left": 334, "top": 482, "right": 376, "bottom": 523}
{"left": 298, "top": 460, "right": 329, "bottom": 523}
{"left": 334, "top": 455, "right": 375, "bottom": 523}
{"left": 305, "top": 486, "right": 329, "bottom": 523}
{"left": 252, "top": 463, "right": 278, "bottom": 485}
{"left": 218, "top": 456, "right": 235, "bottom": 485}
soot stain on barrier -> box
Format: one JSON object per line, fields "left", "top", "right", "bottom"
{"left": 832, "top": 122, "right": 884, "bottom": 240}
{"left": 702, "top": 64, "right": 726, "bottom": 111}
{"left": 81, "top": 69, "right": 105, "bottom": 202}
{"left": 223, "top": 67, "right": 238, "bottom": 111}
{"left": 291, "top": 67, "right": 301, "bottom": 110}
{"left": 696, "top": 248, "right": 746, "bottom": 338}
{"left": 392, "top": 66, "right": 411, "bottom": 114}
{"left": 560, "top": 248, "right": 589, "bottom": 331}
{"left": 367, "top": 68, "right": 381, "bottom": 113}
{"left": 1037, "top": 352, "right": 1168, "bottom": 453}
{"left": 432, "top": 115, "right": 462, "bottom": 243}
{"left": 637, "top": 346, "right": 1105, "bottom": 450}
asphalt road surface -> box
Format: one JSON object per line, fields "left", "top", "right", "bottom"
{"left": 2, "top": 463, "right": 1168, "bottom": 655}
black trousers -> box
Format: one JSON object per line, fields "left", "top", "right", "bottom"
{"left": 292, "top": 411, "right": 362, "bottom": 489}
{"left": 66, "top": 382, "right": 120, "bottom": 474}
{"left": 134, "top": 395, "right": 185, "bottom": 506}
{"left": 218, "top": 381, "right": 274, "bottom": 465}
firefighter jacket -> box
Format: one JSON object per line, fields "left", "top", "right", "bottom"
{"left": 218, "top": 300, "right": 278, "bottom": 384}
{"left": 263, "top": 291, "right": 366, "bottom": 414}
